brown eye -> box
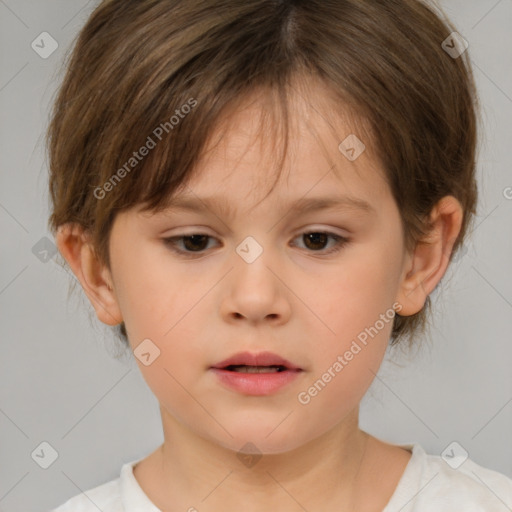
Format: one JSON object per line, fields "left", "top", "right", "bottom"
{"left": 292, "top": 231, "right": 348, "bottom": 255}
{"left": 163, "top": 234, "right": 217, "bottom": 255}
{"left": 302, "top": 232, "right": 329, "bottom": 250}
{"left": 180, "top": 235, "right": 210, "bottom": 252}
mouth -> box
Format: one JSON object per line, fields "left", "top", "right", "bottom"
{"left": 211, "top": 351, "right": 302, "bottom": 372}
{"left": 222, "top": 364, "right": 288, "bottom": 373}
{"left": 209, "top": 352, "right": 303, "bottom": 395}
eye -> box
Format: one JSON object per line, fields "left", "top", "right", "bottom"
{"left": 162, "top": 231, "right": 349, "bottom": 257}
{"left": 291, "top": 231, "right": 348, "bottom": 255}
{"left": 163, "top": 234, "right": 217, "bottom": 255}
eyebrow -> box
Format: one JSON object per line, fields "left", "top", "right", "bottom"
{"left": 161, "top": 194, "right": 375, "bottom": 218}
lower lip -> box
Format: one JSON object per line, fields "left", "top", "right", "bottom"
{"left": 210, "top": 368, "right": 302, "bottom": 395}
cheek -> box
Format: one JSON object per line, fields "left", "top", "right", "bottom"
{"left": 301, "top": 237, "right": 401, "bottom": 389}
{"left": 296, "top": 308, "right": 393, "bottom": 424}
{"left": 112, "top": 247, "right": 188, "bottom": 341}
{"left": 134, "top": 356, "right": 205, "bottom": 432}
{"left": 316, "top": 254, "right": 399, "bottom": 343}
{"left": 128, "top": 314, "right": 207, "bottom": 420}
{"left": 110, "top": 241, "right": 214, "bottom": 386}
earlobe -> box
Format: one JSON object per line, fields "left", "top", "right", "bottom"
{"left": 396, "top": 196, "right": 464, "bottom": 316}
{"left": 55, "top": 223, "right": 123, "bottom": 326}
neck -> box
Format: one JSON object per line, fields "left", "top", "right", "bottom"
{"left": 147, "top": 406, "right": 371, "bottom": 512}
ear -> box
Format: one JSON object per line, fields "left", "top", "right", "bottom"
{"left": 55, "top": 223, "right": 123, "bottom": 326}
{"left": 396, "top": 196, "right": 464, "bottom": 316}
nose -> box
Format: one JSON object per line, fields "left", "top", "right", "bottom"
{"left": 220, "top": 236, "right": 292, "bottom": 325}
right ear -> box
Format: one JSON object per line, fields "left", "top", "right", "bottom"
{"left": 55, "top": 223, "right": 123, "bottom": 327}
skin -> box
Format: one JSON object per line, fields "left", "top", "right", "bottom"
{"left": 56, "top": 80, "right": 463, "bottom": 511}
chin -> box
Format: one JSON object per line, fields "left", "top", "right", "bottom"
{"left": 211, "top": 427, "right": 310, "bottom": 457}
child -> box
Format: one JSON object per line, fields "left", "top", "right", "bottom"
{"left": 47, "top": 0, "right": 512, "bottom": 510}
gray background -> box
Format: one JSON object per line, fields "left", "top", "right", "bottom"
{"left": 0, "top": 1, "right": 511, "bottom": 510}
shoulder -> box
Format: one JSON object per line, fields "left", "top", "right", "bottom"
{"left": 385, "top": 443, "right": 512, "bottom": 511}
{"left": 49, "top": 478, "right": 121, "bottom": 512}
{"left": 48, "top": 457, "right": 161, "bottom": 512}
{"left": 48, "top": 458, "right": 142, "bottom": 512}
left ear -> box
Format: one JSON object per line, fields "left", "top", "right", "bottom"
{"left": 396, "top": 195, "right": 464, "bottom": 316}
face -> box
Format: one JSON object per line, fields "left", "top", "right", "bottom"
{"left": 106, "top": 84, "right": 411, "bottom": 455}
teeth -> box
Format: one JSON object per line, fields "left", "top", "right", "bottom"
{"left": 229, "top": 365, "right": 283, "bottom": 373}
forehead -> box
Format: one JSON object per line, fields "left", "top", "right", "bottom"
{"left": 166, "top": 83, "right": 386, "bottom": 212}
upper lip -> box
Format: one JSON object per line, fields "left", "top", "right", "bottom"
{"left": 211, "top": 351, "right": 302, "bottom": 371}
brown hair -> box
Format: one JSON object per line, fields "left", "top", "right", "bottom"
{"left": 47, "top": 0, "right": 480, "bottom": 352}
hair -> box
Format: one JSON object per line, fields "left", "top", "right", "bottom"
{"left": 47, "top": 0, "right": 480, "bottom": 353}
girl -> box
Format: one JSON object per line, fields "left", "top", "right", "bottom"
{"left": 47, "top": 0, "right": 512, "bottom": 510}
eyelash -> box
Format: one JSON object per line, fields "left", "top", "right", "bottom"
{"left": 162, "top": 231, "right": 349, "bottom": 258}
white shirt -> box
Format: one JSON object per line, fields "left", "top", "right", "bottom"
{"left": 49, "top": 443, "right": 512, "bottom": 511}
